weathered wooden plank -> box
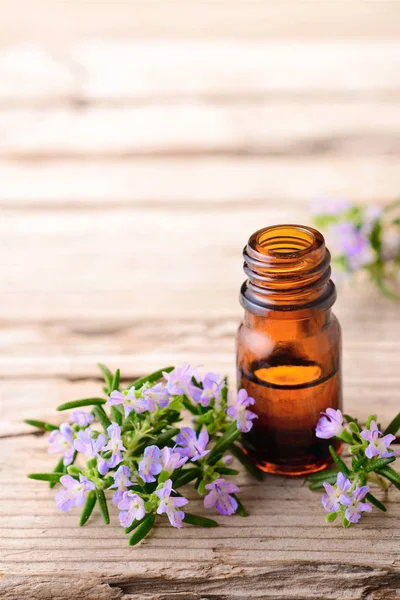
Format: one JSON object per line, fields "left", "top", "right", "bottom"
{"left": 0, "top": 101, "right": 399, "bottom": 157}
{"left": 0, "top": 1, "right": 399, "bottom": 46}
{"left": 0, "top": 435, "right": 399, "bottom": 600}
{"left": 0, "top": 157, "right": 399, "bottom": 208}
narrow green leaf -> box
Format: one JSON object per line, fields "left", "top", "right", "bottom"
{"left": 329, "top": 445, "right": 350, "bottom": 476}
{"left": 182, "top": 395, "right": 200, "bottom": 414}
{"left": 208, "top": 423, "right": 240, "bottom": 464}
{"left": 24, "top": 419, "right": 59, "bottom": 431}
{"left": 233, "top": 495, "right": 248, "bottom": 517}
{"left": 172, "top": 468, "right": 202, "bottom": 488}
{"left": 308, "top": 475, "right": 338, "bottom": 490}
{"left": 49, "top": 456, "right": 66, "bottom": 488}
{"left": 124, "top": 514, "right": 147, "bottom": 534}
{"left": 154, "top": 427, "right": 180, "bottom": 447}
{"left": 343, "top": 414, "right": 358, "bottom": 425}
{"left": 366, "top": 414, "right": 377, "bottom": 429}
{"left": 28, "top": 472, "right": 64, "bottom": 483}
{"left": 365, "top": 456, "right": 396, "bottom": 473}
{"left": 111, "top": 406, "right": 123, "bottom": 426}
{"left": 111, "top": 368, "right": 120, "bottom": 392}
{"left": 325, "top": 512, "right": 338, "bottom": 523}
{"left": 217, "top": 467, "right": 240, "bottom": 476}
{"left": 229, "top": 443, "right": 264, "bottom": 481}
{"left": 96, "top": 489, "right": 110, "bottom": 524}
{"left": 128, "top": 367, "right": 174, "bottom": 390}
{"left": 183, "top": 513, "right": 218, "bottom": 528}
{"left": 365, "top": 492, "right": 387, "bottom": 512}
{"left": 57, "top": 398, "right": 106, "bottom": 411}
{"left": 97, "top": 362, "right": 113, "bottom": 392}
{"left": 348, "top": 422, "right": 360, "bottom": 435}
{"left": 79, "top": 491, "right": 97, "bottom": 526}
{"left": 306, "top": 468, "right": 339, "bottom": 482}
{"left": 342, "top": 517, "right": 351, "bottom": 528}
{"left": 377, "top": 466, "right": 400, "bottom": 489}
{"left": 384, "top": 412, "right": 400, "bottom": 436}
{"left": 129, "top": 513, "right": 156, "bottom": 546}
{"left": 92, "top": 405, "right": 112, "bottom": 431}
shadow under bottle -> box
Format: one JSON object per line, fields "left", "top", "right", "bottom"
{"left": 237, "top": 225, "right": 342, "bottom": 476}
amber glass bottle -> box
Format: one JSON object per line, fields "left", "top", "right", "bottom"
{"left": 237, "top": 225, "right": 342, "bottom": 476}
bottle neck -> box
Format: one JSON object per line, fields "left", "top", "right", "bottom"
{"left": 240, "top": 224, "right": 336, "bottom": 317}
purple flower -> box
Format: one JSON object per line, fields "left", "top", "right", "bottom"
{"left": 175, "top": 427, "right": 210, "bottom": 461}
{"left": 117, "top": 491, "right": 146, "bottom": 528}
{"left": 102, "top": 423, "right": 126, "bottom": 469}
{"left": 106, "top": 388, "right": 147, "bottom": 418}
{"left": 156, "top": 479, "right": 189, "bottom": 528}
{"left": 160, "top": 446, "right": 188, "bottom": 474}
{"left": 48, "top": 423, "right": 75, "bottom": 466}
{"left": 71, "top": 410, "right": 94, "bottom": 427}
{"left": 163, "top": 363, "right": 197, "bottom": 396}
{"left": 55, "top": 474, "right": 95, "bottom": 512}
{"left": 360, "top": 420, "right": 396, "bottom": 459}
{"left": 316, "top": 408, "right": 344, "bottom": 439}
{"left": 118, "top": 492, "right": 146, "bottom": 527}
{"left": 327, "top": 223, "right": 373, "bottom": 271}
{"left": 110, "top": 465, "right": 133, "bottom": 505}
{"left": 322, "top": 472, "right": 352, "bottom": 513}
{"left": 192, "top": 372, "right": 223, "bottom": 407}
{"left": 339, "top": 486, "right": 372, "bottom": 523}
{"left": 142, "top": 383, "right": 170, "bottom": 412}
{"left": 73, "top": 427, "right": 106, "bottom": 458}
{"left": 138, "top": 445, "right": 162, "bottom": 483}
{"left": 227, "top": 389, "right": 257, "bottom": 433}
{"left": 204, "top": 478, "right": 239, "bottom": 515}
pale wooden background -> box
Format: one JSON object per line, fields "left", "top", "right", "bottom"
{"left": 1, "top": 1, "right": 400, "bottom": 598}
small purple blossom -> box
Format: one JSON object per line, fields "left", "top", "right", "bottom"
{"left": 138, "top": 445, "right": 162, "bottom": 482}
{"left": 327, "top": 223, "right": 374, "bottom": 271}
{"left": 102, "top": 423, "right": 126, "bottom": 469}
{"left": 163, "top": 363, "right": 197, "bottom": 396}
{"left": 360, "top": 420, "right": 396, "bottom": 459}
{"left": 339, "top": 486, "right": 372, "bottom": 523}
{"left": 316, "top": 408, "right": 344, "bottom": 439}
{"left": 106, "top": 388, "right": 147, "bottom": 418}
{"left": 322, "top": 472, "right": 352, "bottom": 513}
{"left": 71, "top": 410, "right": 94, "bottom": 427}
{"left": 227, "top": 389, "right": 257, "bottom": 433}
{"left": 142, "top": 383, "right": 170, "bottom": 412}
{"left": 117, "top": 491, "right": 146, "bottom": 528}
{"left": 160, "top": 446, "right": 188, "bottom": 474}
{"left": 110, "top": 465, "right": 134, "bottom": 505}
{"left": 156, "top": 479, "right": 189, "bottom": 528}
{"left": 175, "top": 427, "right": 210, "bottom": 461}
{"left": 48, "top": 423, "right": 75, "bottom": 466}
{"left": 192, "top": 372, "right": 223, "bottom": 407}
{"left": 55, "top": 474, "right": 95, "bottom": 512}
{"left": 204, "top": 478, "right": 239, "bottom": 515}
{"left": 73, "top": 427, "right": 106, "bottom": 458}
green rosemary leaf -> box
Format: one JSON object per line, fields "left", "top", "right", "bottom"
{"left": 124, "top": 514, "right": 147, "bottom": 534}
{"left": 342, "top": 517, "right": 351, "bottom": 528}
{"left": 217, "top": 467, "right": 240, "bottom": 476}
{"left": 229, "top": 443, "right": 264, "bottom": 481}
{"left": 49, "top": 456, "right": 66, "bottom": 488}
{"left": 306, "top": 468, "right": 339, "bottom": 482}
{"left": 172, "top": 468, "right": 202, "bottom": 488}
{"left": 24, "top": 419, "right": 59, "bottom": 431}
{"left": 365, "top": 492, "right": 387, "bottom": 512}
{"left": 383, "top": 412, "right": 400, "bottom": 436}
{"left": 325, "top": 512, "right": 338, "bottom": 523}
{"left": 348, "top": 422, "right": 360, "bottom": 435}
{"left": 366, "top": 414, "right": 377, "bottom": 429}
{"left": 183, "top": 513, "right": 218, "bottom": 528}
{"left": 233, "top": 495, "right": 248, "bottom": 517}
{"left": 207, "top": 423, "right": 240, "bottom": 465}
{"left": 365, "top": 456, "right": 396, "bottom": 473}
{"left": 377, "top": 466, "right": 400, "bottom": 489}
{"left": 182, "top": 395, "right": 200, "bottom": 414}
{"left": 56, "top": 398, "right": 106, "bottom": 411}
{"left": 92, "top": 405, "right": 112, "bottom": 431}
{"left": 308, "top": 474, "right": 339, "bottom": 490}
{"left": 96, "top": 488, "right": 110, "bottom": 524}
{"left": 154, "top": 427, "right": 180, "bottom": 447}
{"left": 111, "top": 368, "right": 120, "bottom": 392}
{"left": 79, "top": 491, "right": 97, "bottom": 526}
{"left": 328, "top": 445, "right": 351, "bottom": 476}
{"left": 128, "top": 367, "right": 174, "bottom": 390}
{"left": 28, "top": 472, "right": 64, "bottom": 483}
{"left": 110, "top": 406, "right": 123, "bottom": 426}
{"left": 97, "top": 362, "right": 113, "bottom": 393}
{"left": 343, "top": 414, "right": 359, "bottom": 425}
{"left": 129, "top": 513, "right": 156, "bottom": 546}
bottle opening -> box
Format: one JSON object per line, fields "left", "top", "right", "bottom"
{"left": 252, "top": 225, "right": 320, "bottom": 260}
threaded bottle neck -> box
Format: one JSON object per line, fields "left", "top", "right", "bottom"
{"left": 240, "top": 225, "right": 336, "bottom": 315}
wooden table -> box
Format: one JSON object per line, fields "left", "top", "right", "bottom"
{"left": 1, "top": 2, "right": 400, "bottom": 597}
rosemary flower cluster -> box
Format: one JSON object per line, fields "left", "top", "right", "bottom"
{"left": 26, "top": 363, "right": 262, "bottom": 545}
